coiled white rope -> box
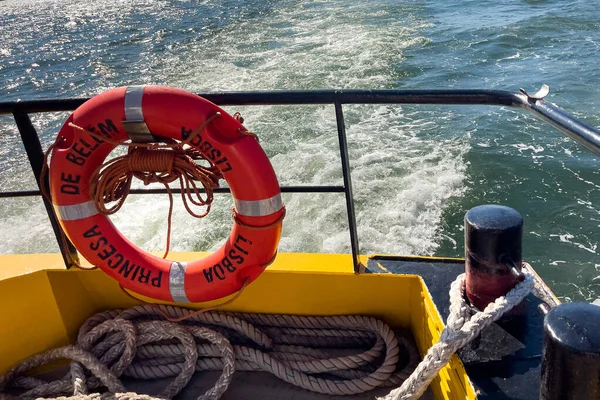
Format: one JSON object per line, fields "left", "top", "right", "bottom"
{"left": 0, "top": 268, "right": 533, "bottom": 400}
{"left": 0, "top": 306, "right": 418, "bottom": 399}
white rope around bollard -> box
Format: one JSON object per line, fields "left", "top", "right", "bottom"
{"left": 379, "top": 267, "right": 535, "bottom": 400}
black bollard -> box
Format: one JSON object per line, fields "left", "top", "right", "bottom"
{"left": 464, "top": 204, "right": 523, "bottom": 310}
{"left": 540, "top": 302, "right": 600, "bottom": 399}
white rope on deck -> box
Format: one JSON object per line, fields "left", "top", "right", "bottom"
{"left": 0, "top": 268, "right": 533, "bottom": 400}
{"left": 0, "top": 306, "right": 419, "bottom": 399}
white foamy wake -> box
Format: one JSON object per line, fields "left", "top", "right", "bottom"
{"left": 0, "top": 0, "right": 468, "bottom": 257}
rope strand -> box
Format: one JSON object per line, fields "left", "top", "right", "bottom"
{"left": 378, "top": 266, "right": 534, "bottom": 400}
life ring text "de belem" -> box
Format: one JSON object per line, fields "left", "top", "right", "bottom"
{"left": 49, "top": 85, "right": 285, "bottom": 303}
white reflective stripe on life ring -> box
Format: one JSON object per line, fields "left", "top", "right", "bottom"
{"left": 169, "top": 261, "right": 190, "bottom": 303}
{"left": 54, "top": 200, "right": 99, "bottom": 221}
{"left": 234, "top": 193, "right": 283, "bottom": 217}
{"left": 122, "top": 85, "right": 153, "bottom": 142}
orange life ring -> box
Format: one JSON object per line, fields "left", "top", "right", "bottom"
{"left": 48, "top": 85, "right": 284, "bottom": 302}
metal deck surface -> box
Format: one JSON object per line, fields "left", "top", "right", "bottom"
{"left": 125, "top": 368, "right": 435, "bottom": 400}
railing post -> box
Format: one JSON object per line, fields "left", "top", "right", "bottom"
{"left": 13, "top": 112, "right": 79, "bottom": 268}
{"left": 334, "top": 102, "right": 361, "bottom": 273}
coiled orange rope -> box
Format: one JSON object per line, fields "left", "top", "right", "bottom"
{"left": 89, "top": 146, "right": 221, "bottom": 258}
{"left": 43, "top": 113, "right": 228, "bottom": 260}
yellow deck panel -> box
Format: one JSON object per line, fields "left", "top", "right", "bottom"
{"left": 0, "top": 251, "right": 363, "bottom": 280}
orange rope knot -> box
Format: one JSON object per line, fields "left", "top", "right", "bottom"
{"left": 90, "top": 147, "right": 222, "bottom": 217}
{"left": 128, "top": 148, "right": 177, "bottom": 180}
{"left": 237, "top": 128, "right": 259, "bottom": 142}
{"left": 232, "top": 112, "right": 245, "bottom": 124}
{"left": 88, "top": 145, "right": 222, "bottom": 259}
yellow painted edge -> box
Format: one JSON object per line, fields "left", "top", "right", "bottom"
{"left": 0, "top": 252, "right": 463, "bottom": 281}
{"left": 0, "top": 254, "right": 73, "bottom": 280}
{"left": 411, "top": 274, "right": 477, "bottom": 400}
{"left": 121, "top": 267, "right": 364, "bottom": 307}
{"left": 368, "top": 253, "right": 465, "bottom": 262}
{"left": 374, "top": 262, "right": 391, "bottom": 273}
{"left": 0, "top": 251, "right": 360, "bottom": 281}
{"left": 0, "top": 252, "right": 363, "bottom": 311}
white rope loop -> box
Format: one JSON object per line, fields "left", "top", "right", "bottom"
{"left": 0, "top": 346, "right": 126, "bottom": 397}
{"left": 0, "top": 306, "right": 417, "bottom": 399}
{"left": 379, "top": 267, "right": 535, "bottom": 400}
